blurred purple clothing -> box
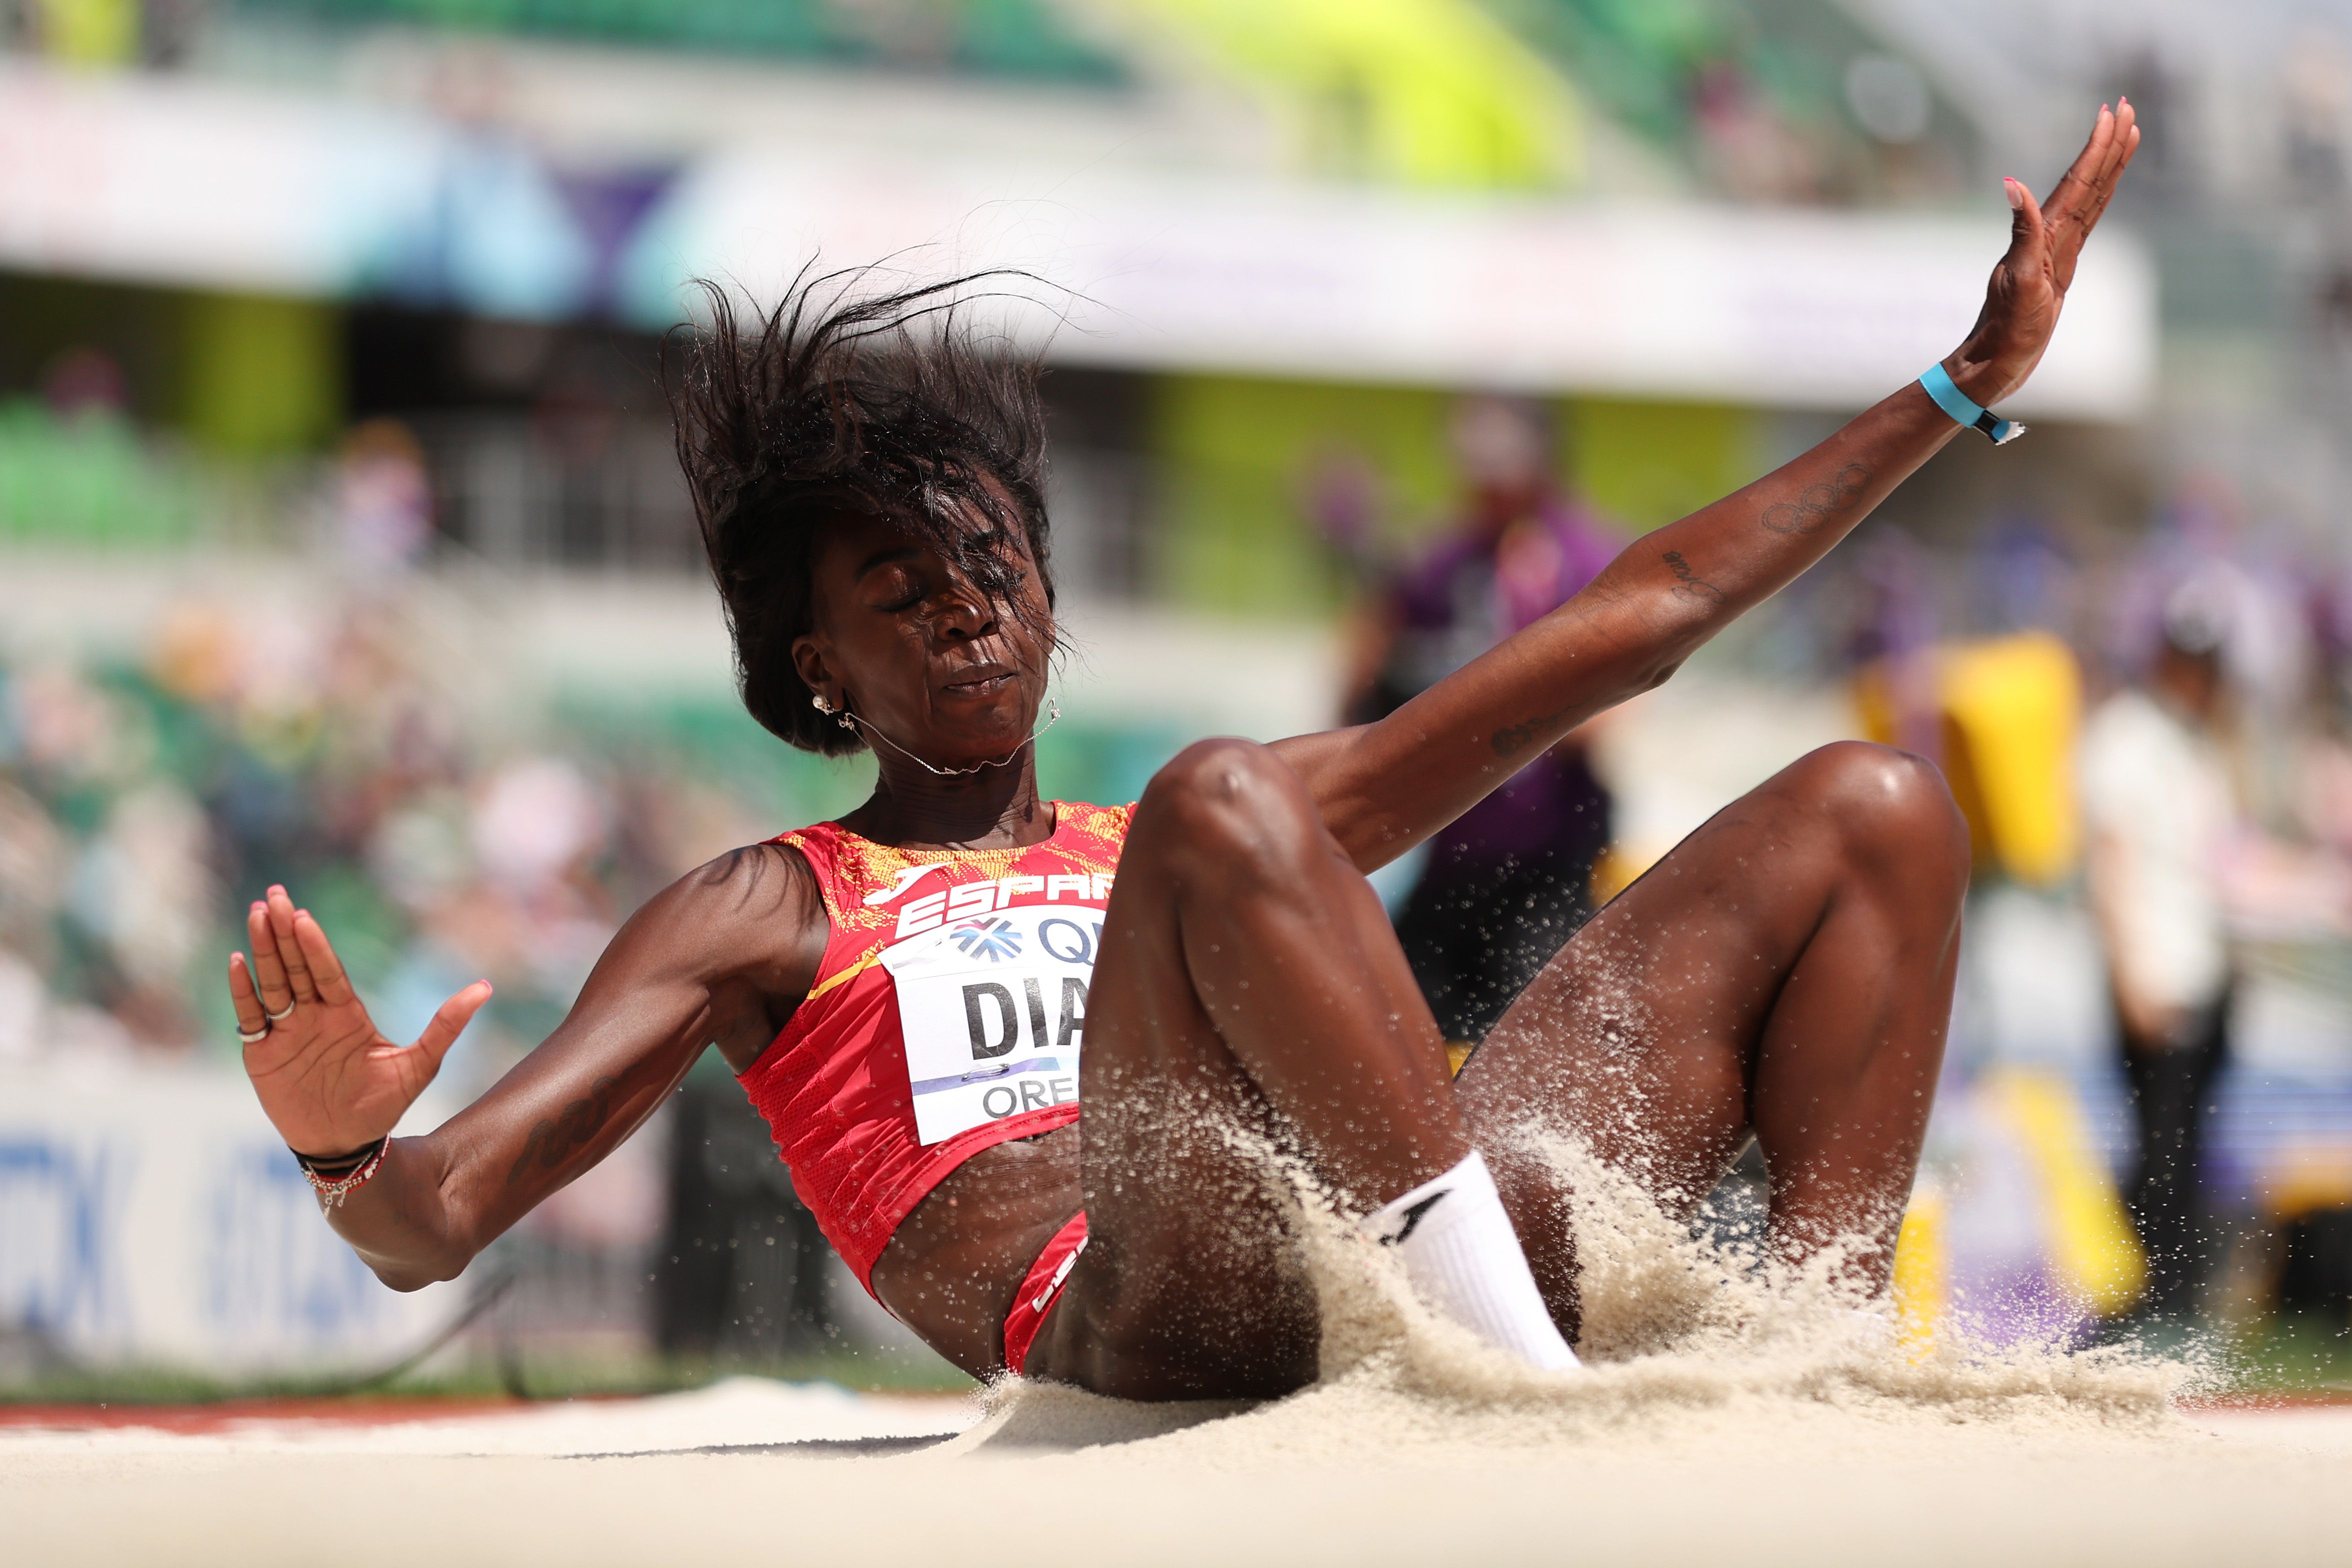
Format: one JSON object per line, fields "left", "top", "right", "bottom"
{"left": 1393, "top": 502, "right": 1618, "bottom": 650}
{"left": 1378, "top": 500, "right": 1618, "bottom": 866}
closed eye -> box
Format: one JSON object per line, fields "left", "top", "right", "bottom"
{"left": 861, "top": 564, "right": 926, "bottom": 613}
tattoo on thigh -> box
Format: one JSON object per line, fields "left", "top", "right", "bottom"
{"left": 508, "top": 1075, "right": 620, "bottom": 1185}
{"left": 1661, "top": 550, "right": 1726, "bottom": 604}
{"left": 1759, "top": 462, "right": 1870, "bottom": 535}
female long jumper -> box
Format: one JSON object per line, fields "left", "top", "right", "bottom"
{"left": 230, "top": 107, "right": 2140, "bottom": 1399}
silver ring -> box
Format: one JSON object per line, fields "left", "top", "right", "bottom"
{"left": 238, "top": 1024, "right": 270, "bottom": 1045}
{"left": 266, "top": 1001, "right": 295, "bottom": 1023}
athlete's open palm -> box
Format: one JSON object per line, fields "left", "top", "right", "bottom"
{"left": 1956, "top": 99, "right": 2142, "bottom": 404}
{"left": 229, "top": 885, "right": 491, "bottom": 1157}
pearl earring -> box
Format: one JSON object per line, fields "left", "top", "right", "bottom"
{"left": 811, "top": 694, "right": 833, "bottom": 715}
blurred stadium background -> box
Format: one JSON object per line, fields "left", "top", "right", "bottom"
{"left": 4, "top": 0, "right": 2352, "bottom": 1399}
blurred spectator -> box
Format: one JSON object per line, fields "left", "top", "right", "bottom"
{"left": 1341, "top": 395, "right": 1618, "bottom": 1044}
{"left": 1691, "top": 61, "right": 1824, "bottom": 204}
{"left": 2081, "top": 576, "right": 2242, "bottom": 1321}
{"left": 330, "top": 419, "right": 434, "bottom": 573}
{"left": 0, "top": 774, "right": 63, "bottom": 1064}
{"left": 70, "top": 779, "right": 214, "bottom": 1047}
{"left": 39, "top": 347, "right": 127, "bottom": 420}
{"left": 1848, "top": 528, "right": 1943, "bottom": 761}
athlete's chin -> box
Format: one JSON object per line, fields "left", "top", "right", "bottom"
{"left": 932, "top": 690, "right": 1039, "bottom": 745}
{"left": 925, "top": 714, "right": 1033, "bottom": 764}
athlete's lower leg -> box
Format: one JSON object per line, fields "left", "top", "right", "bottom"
{"left": 1745, "top": 743, "right": 1968, "bottom": 1286}
{"left": 1458, "top": 740, "right": 1967, "bottom": 1329}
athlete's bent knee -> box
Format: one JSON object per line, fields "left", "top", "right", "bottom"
{"left": 1799, "top": 740, "right": 1969, "bottom": 885}
{"left": 1137, "top": 738, "right": 1324, "bottom": 875}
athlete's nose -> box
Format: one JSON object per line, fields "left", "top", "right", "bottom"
{"left": 933, "top": 574, "right": 998, "bottom": 642}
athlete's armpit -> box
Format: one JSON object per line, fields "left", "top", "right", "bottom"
{"left": 693, "top": 840, "right": 830, "bottom": 1071}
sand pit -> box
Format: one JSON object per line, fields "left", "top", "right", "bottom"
{"left": 2, "top": 1376, "right": 2348, "bottom": 1568}
{"left": 12, "top": 1137, "right": 2341, "bottom": 1566}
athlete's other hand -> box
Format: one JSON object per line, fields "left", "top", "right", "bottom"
{"left": 1945, "top": 99, "right": 2141, "bottom": 407}
{"left": 229, "top": 884, "right": 491, "bottom": 1157}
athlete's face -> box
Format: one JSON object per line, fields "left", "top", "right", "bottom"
{"left": 792, "top": 505, "right": 1054, "bottom": 767}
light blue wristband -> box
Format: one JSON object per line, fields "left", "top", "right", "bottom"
{"left": 1919, "top": 362, "right": 2025, "bottom": 445}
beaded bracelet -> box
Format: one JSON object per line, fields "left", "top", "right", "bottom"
{"left": 293, "top": 1138, "right": 389, "bottom": 1208}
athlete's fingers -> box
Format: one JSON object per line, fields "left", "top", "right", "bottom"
{"left": 265, "top": 884, "right": 318, "bottom": 1003}
{"left": 2044, "top": 103, "right": 2115, "bottom": 226}
{"left": 2105, "top": 99, "right": 2138, "bottom": 175}
{"left": 2080, "top": 107, "right": 2140, "bottom": 232}
{"left": 2098, "top": 99, "right": 2136, "bottom": 183}
{"left": 245, "top": 900, "right": 294, "bottom": 1011}
{"left": 228, "top": 952, "right": 268, "bottom": 1038}
{"left": 292, "top": 910, "right": 359, "bottom": 1009}
{"left": 2069, "top": 100, "right": 2134, "bottom": 230}
{"left": 2066, "top": 130, "right": 2138, "bottom": 274}
{"left": 2053, "top": 103, "right": 2140, "bottom": 288}
{"left": 410, "top": 981, "right": 493, "bottom": 1076}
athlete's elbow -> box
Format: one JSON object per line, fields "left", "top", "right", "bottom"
{"left": 348, "top": 1177, "right": 485, "bottom": 1290}
{"left": 366, "top": 1207, "right": 481, "bottom": 1289}
{"left": 354, "top": 1237, "right": 471, "bottom": 1292}
{"left": 369, "top": 1257, "right": 452, "bottom": 1294}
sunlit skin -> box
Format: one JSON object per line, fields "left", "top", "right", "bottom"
{"left": 233, "top": 106, "right": 2138, "bottom": 1396}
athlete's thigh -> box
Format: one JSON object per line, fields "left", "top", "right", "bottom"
{"left": 1026, "top": 858, "right": 1321, "bottom": 1401}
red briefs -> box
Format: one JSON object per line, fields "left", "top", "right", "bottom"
{"left": 1003, "top": 1211, "right": 1089, "bottom": 1376}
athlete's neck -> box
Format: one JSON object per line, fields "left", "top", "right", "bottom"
{"left": 841, "top": 753, "right": 1053, "bottom": 852}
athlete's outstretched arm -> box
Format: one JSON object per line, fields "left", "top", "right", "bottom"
{"left": 227, "top": 845, "right": 824, "bottom": 1290}
{"left": 1278, "top": 103, "right": 2139, "bottom": 870}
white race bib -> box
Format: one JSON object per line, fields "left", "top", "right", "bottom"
{"left": 878, "top": 903, "right": 1101, "bottom": 1145}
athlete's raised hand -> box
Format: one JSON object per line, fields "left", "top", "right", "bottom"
{"left": 1947, "top": 99, "right": 2141, "bottom": 406}
{"left": 229, "top": 884, "right": 491, "bottom": 1158}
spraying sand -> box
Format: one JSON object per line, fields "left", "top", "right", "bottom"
{"left": 949, "top": 1121, "right": 2200, "bottom": 1471}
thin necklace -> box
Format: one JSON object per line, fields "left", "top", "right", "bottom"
{"left": 842, "top": 700, "right": 1062, "bottom": 778}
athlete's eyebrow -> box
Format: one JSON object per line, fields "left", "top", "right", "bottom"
{"left": 856, "top": 546, "right": 922, "bottom": 578}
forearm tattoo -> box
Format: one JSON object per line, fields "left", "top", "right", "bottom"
{"left": 1492, "top": 705, "right": 1572, "bottom": 759}
{"left": 507, "top": 1075, "right": 620, "bottom": 1186}
{"left": 1760, "top": 462, "right": 1871, "bottom": 535}
{"left": 1661, "top": 550, "right": 1726, "bottom": 604}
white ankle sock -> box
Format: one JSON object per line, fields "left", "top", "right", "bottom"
{"left": 1359, "top": 1150, "right": 1580, "bottom": 1373}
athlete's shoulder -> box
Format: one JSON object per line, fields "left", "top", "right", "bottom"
{"left": 584, "top": 837, "right": 826, "bottom": 1010}
{"left": 662, "top": 837, "right": 825, "bottom": 928}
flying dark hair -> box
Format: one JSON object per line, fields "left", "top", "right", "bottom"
{"left": 667, "top": 266, "right": 1056, "bottom": 757}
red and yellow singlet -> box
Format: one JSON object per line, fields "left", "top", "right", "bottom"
{"left": 738, "top": 802, "right": 1130, "bottom": 1290}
